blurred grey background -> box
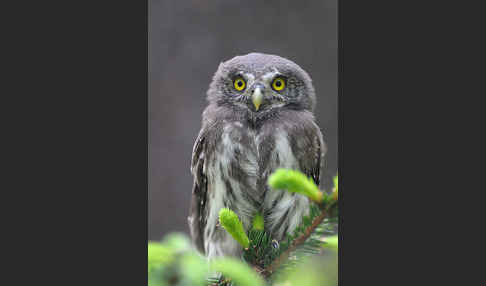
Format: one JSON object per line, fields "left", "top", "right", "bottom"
{"left": 149, "top": 0, "right": 337, "bottom": 241}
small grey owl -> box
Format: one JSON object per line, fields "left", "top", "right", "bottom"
{"left": 188, "top": 53, "right": 326, "bottom": 258}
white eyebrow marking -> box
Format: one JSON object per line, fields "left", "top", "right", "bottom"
{"left": 262, "top": 68, "right": 280, "bottom": 82}
{"left": 245, "top": 73, "right": 255, "bottom": 81}
{"left": 244, "top": 73, "right": 255, "bottom": 87}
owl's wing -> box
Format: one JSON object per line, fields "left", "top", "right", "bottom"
{"left": 301, "top": 123, "right": 327, "bottom": 187}
{"left": 188, "top": 129, "right": 208, "bottom": 254}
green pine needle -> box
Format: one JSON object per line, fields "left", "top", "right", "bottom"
{"left": 322, "top": 235, "right": 338, "bottom": 250}
{"left": 333, "top": 174, "right": 338, "bottom": 192}
{"left": 219, "top": 208, "right": 250, "bottom": 248}
{"left": 148, "top": 242, "right": 174, "bottom": 273}
{"left": 268, "top": 169, "right": 324, "bottom": 203}
{"left": 252, "top": 213, "right": 264, "bottom": 231}
{"left": 331, "top": 174, "right": 338, "bottom": 201}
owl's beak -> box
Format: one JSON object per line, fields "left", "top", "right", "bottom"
{"left": 251, "top": 86, "right": 264, "bottom": 111}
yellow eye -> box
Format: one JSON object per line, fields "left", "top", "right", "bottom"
{"left": 233, "top": 77, "right": 246, "bottom": 91}
{"left": 272, "top": 77, "right": 286, "bottom": 91}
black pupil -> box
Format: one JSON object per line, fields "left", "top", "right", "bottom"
{"left": 237, "top": 80, "right": 242, "bottom": 87}
{"left": 275, "top": 80, "right": 281, "bottom": 87}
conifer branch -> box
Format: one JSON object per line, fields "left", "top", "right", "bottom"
{"left": 148, "top": 172, "right": 338, "bottom": 286}
{"left": 263, "top": 171, "right": 338, "bottom": 277}
{"left": 263, "top": 207, "right": 329, "bottom": 276}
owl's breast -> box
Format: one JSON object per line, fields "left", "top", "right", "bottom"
{"left": 202, "top": 122, "right": 261, "bottom": 219}
{"left": 211, "top": 122, "right": 260, "bottom": 189}
{"left": 207, "top": 121, "right": 298, "bottom": 196}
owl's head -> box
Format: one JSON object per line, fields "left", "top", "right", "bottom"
{"left": 207, "top": 53, "right": 316, "bottom": 115}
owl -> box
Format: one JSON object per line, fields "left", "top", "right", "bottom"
{"left": 188, "top": 53, "right": 326, "bottom": 258}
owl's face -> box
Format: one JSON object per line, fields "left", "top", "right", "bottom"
{"left": 207, "top": 53, "right": 316, "bottom": 115}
